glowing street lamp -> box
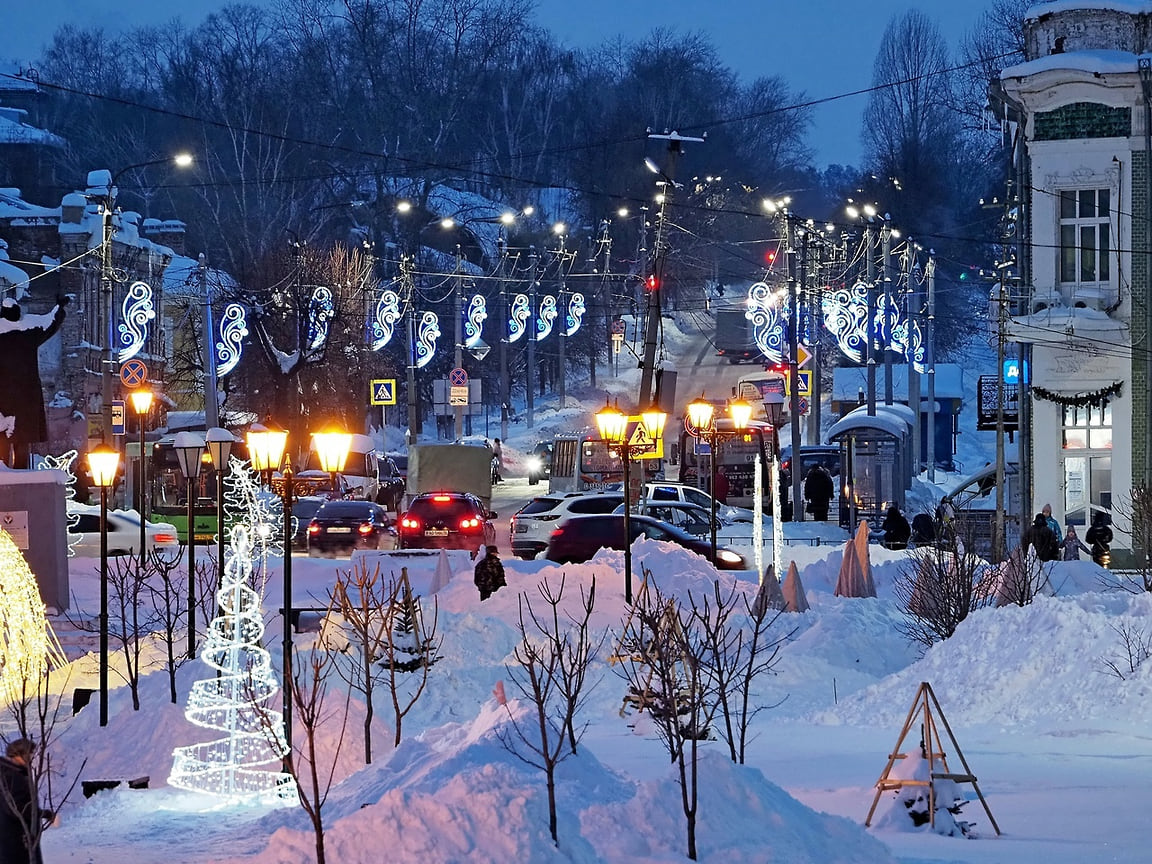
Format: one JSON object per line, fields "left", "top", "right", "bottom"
{"left": 87, "top": 442, "right": 120, "bottom": 728}
{"left": 205, "top": 427, "right": 235, "bottom": 569}
{"left": 685, "top": 396, "right": 752, "bottom": 562}
{"left": 311, "top": 429, "right": 353, "bottom": 495}
{"left": 129, "top": 388, "right": 154, "bottom": 568}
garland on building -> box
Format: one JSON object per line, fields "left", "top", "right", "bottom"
{"left": 1031, "top": 381, "right": 1123, "bottom": 407}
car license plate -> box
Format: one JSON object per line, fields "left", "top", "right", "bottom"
{"left": 515, "top": 524, "right": 528, "bottom": 533}
{"left": 327, "top": 526, "right": 352, "bottom": 534}
{"left": 424, "top": 528, "right": 449, "bottom": 537}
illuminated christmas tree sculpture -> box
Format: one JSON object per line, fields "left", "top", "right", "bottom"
{"left": 0, "top": 528, "right": 65, "bottom": 703}
{"left": 169, "top": 521, "right": 294, "bottom": 804}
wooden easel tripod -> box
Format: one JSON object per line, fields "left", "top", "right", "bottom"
{"left": 865, "top": 681, "right": 1000, "bottom": 835}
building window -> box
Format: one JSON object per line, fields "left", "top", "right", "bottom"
{"left": 1061, "top": 403, "right": 1112, "bottom": 527}
{"left": 1061, "top": 403, "right": 1112, "bottom": 450}
{"left": 1059, "top": 189, "right": 1110, "bottom": 285}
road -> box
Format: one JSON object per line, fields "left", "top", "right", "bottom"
{"left": 664, "top": 309, "right": 757, "bottom": 418}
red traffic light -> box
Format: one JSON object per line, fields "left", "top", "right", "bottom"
{"left": 765, "top": 249, "right": 777, "bottom": 265}
{"left": 646, "top": 274, "right": 658, "bottom": 291}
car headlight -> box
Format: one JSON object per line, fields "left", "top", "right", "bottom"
{"left": 526, "top": 456, "right": 543, "bottom": 472}
{"left": 715, "top": 549, "right": 742, "bottom": 565}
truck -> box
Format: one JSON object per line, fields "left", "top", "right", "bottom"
{"left": 406, "top": 443, "right": 493, "bottom": 509}
{"left": 715, "top": 305, "right": 758, "bottom": 363}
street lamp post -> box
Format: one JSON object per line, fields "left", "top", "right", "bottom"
{"left": 128, "top": 388, "right": 154, "bottom": 568}
{"left": 596, "top": 401, "right": 666, "bottom": 603}
{"left": 87, "top": 442, "right": 120, "bottom": 728}
{"left": 686, "top": 396, "right": 753, "bottom": 562}
{"left": 205, "top": 427, "right": 235, "bottom": 569}
{"left": 173, "top": 431, "right": 206, "bottom": 659}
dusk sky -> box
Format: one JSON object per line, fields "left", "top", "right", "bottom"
{"left": 4, "top": 0, "right": 994, "bottom": 167}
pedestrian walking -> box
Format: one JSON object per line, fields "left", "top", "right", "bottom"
{"left": 1086, "top": 511, "right": 1113, "bottom": 568}
{"left": 803, "top": 464, "right": 834, "bottom": 521}
{"left": 473, "top": 545, "right": 507, "bottom": 601}
{"left": 1, "top": 737, "right": 52, "bottom": 864}
{"left": 1061, "top": 525, "right": 1090, "bottom": 561}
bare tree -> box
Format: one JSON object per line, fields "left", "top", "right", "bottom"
{"left": 1101, "top": 622, "right": 1152, "bottom": 680}
{"left": 615, "top": 576, "right": 715, "bottom": 861}
{"left": 378, "top": 568, "right": 440, "bottom": 748}
{"left": 497, "top": 575, "right": 601, "bottom": 846}
{"left": 1117, "top": 484, "right": 1152, "bottom": 592}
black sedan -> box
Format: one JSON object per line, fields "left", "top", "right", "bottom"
{"left": 307, "top": 500, "right": 396, "bottom": 556}
{"left": 545, "top": 513, "right": 748, "bottom": 570}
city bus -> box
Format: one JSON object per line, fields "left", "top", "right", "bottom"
{"left": 149, "top": 434, "right": 247, "bottom": 543}
{"left": 677, "top": 418, "right": 788, "bottom": 515}
{"left": 548, "top": 430, "right": 663, "bottom": 495}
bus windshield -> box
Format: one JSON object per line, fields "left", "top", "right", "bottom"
{"left": 150, "top": 434, "right": 246, "bottom": 543}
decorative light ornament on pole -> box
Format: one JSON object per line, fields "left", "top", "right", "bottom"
{"left": 128, "top": 388, "right": 154, "bottom": 568}
{"left": 173, "top": 431, "right": 206, "bottom": 659}
{"left": 205, "top": 427, "right": 235, "bottom": 568}
{"left": 87, "top": 441, "right": 121, "bottom": 728}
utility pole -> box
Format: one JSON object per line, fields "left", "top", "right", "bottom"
{"left": 865, "top": 219, "right": 877, "bottom": 417}
{"left": 926, "top": 252, "right": 937, "bottom": 483}
{"left": 100, "top": 196, "right": 116, "bottom": 443}
{"left": 498, "top": 235, "right": 510, "bottom": 443}
{"left": 787, "top": 218, "right": 804, "bottom": 521}
{"left": 200, "top": 253, "right": 220, "bottom": 429}
{"left": 526, "top": 247, "right": 538, "bottom": 429}
{"left": 994, "top": 262, "right": 1009, "bottom": 564}
{"left": 403, "top": 255, "right": 420, "bottom": 443}
{"left": 881, "top": 222, "right": 894, "bottom": 406}
{"left": 906, "top": 242, "right": 920, "bottom": 473}
{"left": 639, "top": 131, "right": 704, "bottom": 408}
{"left": 453, "top": 245, "right": 464, "bottom": 441}
{"left": 556, "top": 232, "right": 567, "bottom": 411}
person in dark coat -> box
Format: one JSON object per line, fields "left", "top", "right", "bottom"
{"left": 803, "top": 464, "right": 834, "bottom": 521}
{"left": 1023, "top": 513, "right": 1059, "bottom": 562}
{"left": 473, "top": 545, "right": 507, "bottom": 600}
{"left": 911, "top": 513, "right": 937, "bottom": 547}
{"left": 0, "top": 737, "right": 50, "bottom": 864}
{"left": 1086, "top": 511, "right": 1113, "bottom": 568}
{"left": 0, "top": 297, "right": 67, "bottom": 469}
{"left": 880, "top": 506, "right": 911, "bottom": 549}
{"left": 1060, "top": 525, "right": 1090, "bottom": 561}
{"left": 713, "top": 467, "right": 729, "bottom": 504}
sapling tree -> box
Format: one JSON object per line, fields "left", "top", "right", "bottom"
{"left": 379, "top": 568, "right": 441, "bottom": 747}
{"left": 145, "top": 546, "right": 191, "bottom": 703}
{"left": 497, "top": 575, "right": 601, "bottom": 845}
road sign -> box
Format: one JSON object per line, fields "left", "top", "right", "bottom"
{"left": 611, "top": 319, "right": 626, "bottom": 336}
{"left": 449, "top": 367, "right": 468, "bottom": 387}
{"left": 370, "top": 379, "right": 397, "bottom": 406}
{"left": 796, "top": 343, "right": 812, "bottom": 367}
{"left": 449, "top": 385, "right": 469, "bottom": 406}
{"left": 111, "top": 400, "right": 126, "bottom": 435}
{"left": 120, "top": 358, "right": 148, "bottom": 387}
{"left": 625, "top": 415, "right": 664, "bottom": 460}
{"left": 798, "top": 397, "right": 810, "bottom": 415}
{"left": 786, "top": 369, "right": 813, "bottom": 398}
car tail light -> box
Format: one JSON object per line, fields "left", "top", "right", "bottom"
{"left": 308, "top": 522, "right": 321, "bottom": 535}
{"left": 433, "top": 494, "right": 452, "bottom": 502}
{"left": 153, "top": 532, "right": 177, "bottom": 545}
{"left": 358, "top": 522, "right": 374, "bottom": 535}
{"left": 550, "top": 527, "right": 565, "bottom": 538}
{"left": 459, "top": 516, "right": 480, "bottom": 530}
{"left": 400, "top": 516, "right": 420, "bottom": 530}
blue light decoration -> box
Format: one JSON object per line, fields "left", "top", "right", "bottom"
{"left": 464, "top": 293, "right": 487, "bottom": 347}
{"left": 117, "top": 280, "right": 155, "bottom": 362}
{"left": 889, "top": 310, "right": 926, "bottom": 373}
{"left": 305, "top": 286, "right": 334, "bottom": 354}
{"left": 508, "top": 293, "right": 529, "bottom": 343}
{"left": 370, "top": 288, "right": 401, "bottom": 351}
{"left": 746, "top": 281, "right": 787, "bottom": 364}
{"left": 414, "top": 311, "right": 439, "bottom": 368}
{"left": 215, "top": 303, "right": 248, "bottom": 377}
{"left": 564, "top": 292, "right": 586, "bottom": 337}
{"left": 536, "top": 294, "right": 557, "bottom": 341}
{"left": 821, "top": 281, "right": 870, "bottom": 362}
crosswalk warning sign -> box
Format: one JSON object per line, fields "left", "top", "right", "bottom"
{"left": 370, "top": 379, "right": 397, "bottom": 406}
{"left": 626, "top": 416, "right": 663, "bottom": 460}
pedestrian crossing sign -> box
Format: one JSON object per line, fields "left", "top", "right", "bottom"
{"left": 370, "top": 379, "right": 397, "bottom": 406}
{"left": 626, "top": 415, "right": 663, "bottom": 460}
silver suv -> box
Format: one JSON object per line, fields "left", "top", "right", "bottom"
{"left": 509, "top": 492, "right": 623, "bottom": 559}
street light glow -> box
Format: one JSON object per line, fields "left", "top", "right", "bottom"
{"left": 174, "top": 153, "right": 193, "bottom": 168}
{"left": 397, "top": 200, "right": 412, "bottom": 214}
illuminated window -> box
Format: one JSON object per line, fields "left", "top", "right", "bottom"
{"left": 1059, "top": 189, "right": 1110, "bottom": 284}
{"left": 1061, "top": 403, "right": 1112, "bottom": 450}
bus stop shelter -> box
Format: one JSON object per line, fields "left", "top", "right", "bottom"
{"left": 828, "top": 405, "right": 915, "bottom": 531}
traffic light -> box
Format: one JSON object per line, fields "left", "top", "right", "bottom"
{"left": 646, "top": 274, "right": 658, "bottom": 291}
{"left": 765, "top": 249, "right": 777, "bottom": 266}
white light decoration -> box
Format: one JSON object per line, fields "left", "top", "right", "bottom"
{"left": 821, "top": 281, "right": 870, "bottom": 362}
{"left": 370, "top": 288, "right": 401, "bottom": 351}
{"left": 508, "top": 293, "right": 529, "bottom": 343}
{"left": 415, "top": 311, "right": 439, "bottom": 369}
{"left": 746, "top": 282, "right": 787, "bottom": 364}
{"left": 305, "top": 286, "right": 334, "bottom": 353}
{"left": 536, "top": 294, "right": 557, "bottom": 341}
{"left": 564, "top": 292, "right": 585, "bottom": 336}
{"left": 0, "top": 529, "right": 65, "bottom": 704}
{"left": 215, "top": 303, "right": 248, "bottom": 377}
{"left": 464, "top": 293, "right": 487, "bottom": 347}
{"left": 39, "top": 450, "right": 81, "bottom": 556}
{"left": 169, "top": 523, "right": 294, "bottom": 805}
{"left": 117, "top": 280, "right": 155, "bottom": 363}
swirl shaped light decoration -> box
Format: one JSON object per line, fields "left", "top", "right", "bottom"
{"left": 564, "top": 292, "right": 585, "bottom": 336}
{"left": 117, "top": 280, "right": 155, "bottom": 363}
{"left": 305, "top": 286, "right": 334, "bottom": 353}
{"left": 415, "top": 311, "right": 440, "bottom": 368}
{"left": 821, "top": 280, "right": 870, "bottom": 362}
{"left": 746, "top": 281, "right": 787, "bottom": 364}
{"left": 890, "top": 313, "right": 926, "bottom": 373}
{"left": 370, "top": 289, "right": 401, "bottom": 351}
{"left": 169, "top": 518, "right": 294, "bottom": 805}
{"left": 508, "top": 293, "right": 530, "bottom": 343}
{"left": 464, "top": 293, "right": 487, "bottom": 347}
{"left": 39, "top": 450, "right": 81, "bottom": 556}
{"left": 0, "top": 528, "right": 66, "bottom": 704}
{"left": 536, "top": 294, "right": 557, "bottom": 341}
{"left": 215, "top": 303, "right": 248, "bottom": 377}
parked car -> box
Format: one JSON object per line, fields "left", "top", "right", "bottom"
{"left": 68, "top": 506, "right": 180, "bottom": 557}
{"left": 641, "top": 481, "right": 762, "bottom": 524}
{"left": 375, "top": 455, "right": 407, "bottom": 511}
{"left": 509, "top": 492, "right": 624, "bottom": 560}
{"left": 612, "top": 501, "right": 724, "bottom": 537}
{"left": 780, "top": 445, "right": 841, "bottom": 484}
{"left": 544, "top": 513, "right": 748, "bottom": 570}
{"left": 397, "top": 491, "right": 497, "bottom": 557}
{"left": 526, "top": 441, "right": 554, "bottom": 485}
{"left": 306, "top": 500, "right": 395, "bottom": 557}
{"left": 291, "top": 496, "right": 326, "bottom": 550}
